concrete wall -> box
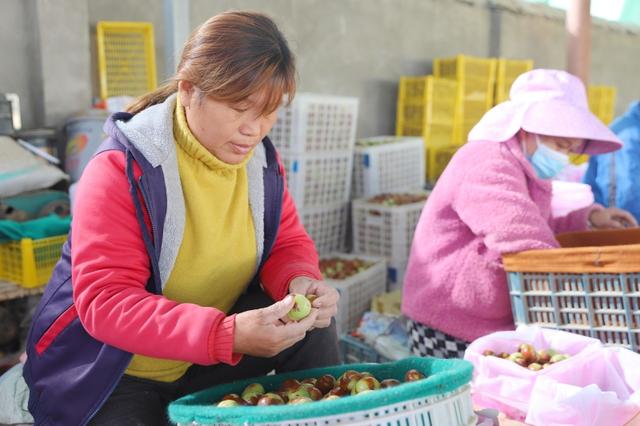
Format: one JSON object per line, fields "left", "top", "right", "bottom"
{"left": 0, "top": 0, "right": 638, "bottom": 133}
{"left": 190, "top": 0, "right": 494, "bottom": 137}
{"left": 0, "top": 0, "right": 36, "bottom": 129}
{"left": 495, "top": 0, "right": 640, "bottom": 117}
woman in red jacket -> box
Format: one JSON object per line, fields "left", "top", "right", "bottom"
{"left": 25, "top": 11, "right": 339, "bottom": 425}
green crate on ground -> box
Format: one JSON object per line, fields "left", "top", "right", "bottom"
{"left": 168, "top": 357, "right": 475, "bottom": 426}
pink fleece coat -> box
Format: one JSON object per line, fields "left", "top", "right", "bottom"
{"left": 401, "top": 136, "right": 596, "bottom": 342}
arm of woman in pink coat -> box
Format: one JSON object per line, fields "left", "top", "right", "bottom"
{"left": 550, "top": 204, "right": 602, "bottom": 234}
{"left": 451, "top": 152, "right": 560, "bottom": 263}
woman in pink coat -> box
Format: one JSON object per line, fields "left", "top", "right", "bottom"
{"left": 402, "top": 69, "right": 637, "bottom": 358}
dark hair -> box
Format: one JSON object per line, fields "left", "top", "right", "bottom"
{"left": 127, "top": 11, "right": 296, "bottom": 115}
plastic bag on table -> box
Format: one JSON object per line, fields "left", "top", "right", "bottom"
{"left": 464, "top": 325, "right": 603, "bottom": 421}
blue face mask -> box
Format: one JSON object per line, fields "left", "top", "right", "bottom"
{"left": 527, "top": 136, "right": 570, "bottom": 180}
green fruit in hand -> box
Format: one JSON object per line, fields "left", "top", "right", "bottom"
{"left": 287, "top": 294, "right": 312, "bottom": 321}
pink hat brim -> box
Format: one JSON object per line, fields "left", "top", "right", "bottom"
{"left": 522, "top": 100, "right": 622, "bottom": 155}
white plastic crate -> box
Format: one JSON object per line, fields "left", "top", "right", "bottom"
{"left": 300, "top": 203, "right": 349, "bottom": 254}
{"left": 387, "top": 259, "right": 409, "bottom": 292}
{"left": 320, "top": 253, "right": 387, "bottom": 335}
{"left": 282, "top": 152, "right": 353, "bottom": 208}
{"left": 352, "top": 136, "right": 425, "bottom": 199}
{"left": 352, "top": 192, "right": 429, "bottom": 264}
{"left": 269, "top": 93, "right": 359, "bottom": 154}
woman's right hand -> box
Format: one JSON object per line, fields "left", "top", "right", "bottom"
{"left": 232, "top": 295, "right": 318, "bottom": 357}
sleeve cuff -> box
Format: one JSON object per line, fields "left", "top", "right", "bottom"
{"left": 208, "top": 314, "right": 243, "bottom": 366}
{"left": 267, "top": 262, "right": 323, "bottom": 300}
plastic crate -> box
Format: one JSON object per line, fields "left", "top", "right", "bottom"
{"left": 396, "top": 76, "right": 459, "bottom": 136}
{"left": 168, "top": 357, "right": 476, "bottom": 426}
{"left": 282, "top": 152, "right": 353, "bottom": 208}
{"left": 503, "top": 230, "right": 640, "bottom": 352}
{"left": 352, "top": 193, "right": 428, "bottom": 264}
{"left": 321, "top": 253, "right": 387, "bottom": 335}
{"left": 434, "top": 54, "right": 497, "bottom": 83}
{"left": 588, "top": 85, "right": 617, "bottom": 125}
{"left": 0, "top": 235, "right": 67, "bottom": 288}
{"left": 269, "top": 93, "right": 359, "bottom": 154}
{"left": 387, "top": 260, "right": 409, "bottom": 291}
{"left": 494, "top": 58, "right": 534, "bottom": 104}
{"left": 352, "top": 136, "right": 425, "bottom": 199}
{"left": 339, "top": 333, "right": 391, "bottom": 364}
{"left": 96, "top": 21, "right": 157, "bottom": 100}
{"left": 300, "top": 203, "right": 349, "bottom": 254}
{"left": 427, "top": 144, "right": 459, "bottom": 183}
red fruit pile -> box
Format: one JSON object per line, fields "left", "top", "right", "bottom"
{"left": 319, "top": 258, "right": 372, "bottom": 280}
{"left": 482, "top": 343, "right": 571, "bottom": 371}
{"left": 214, "top": 369, "right": 426, "bottom": 407}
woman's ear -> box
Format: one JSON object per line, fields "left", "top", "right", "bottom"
{"left": 178, "top": 80, "right": 194, "bottom": 109}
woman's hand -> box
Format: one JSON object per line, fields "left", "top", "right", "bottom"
{"left": 288, "top": 276, "right": 339, "bottom": 329}
{"left": 233, "top": 295, "right": 318, "bottom": 357}
{"left": 589, "top": 207, "right": 638, "bottom": 229}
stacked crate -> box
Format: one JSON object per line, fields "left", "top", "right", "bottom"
{"left": 396, "top": 76, "right": 459, "bottom": 183}
{"left": 269, "top": 93, "right": 359, "bottom": 254}
{"left": 352, "top": 136, "right": 425, "bottom": 199}
{"left": 352, "top": 192, "right": 430, "bottom": 290}
{"left": 434, "top": 54, "right": 497, "bottom": 146}
{"left": 494, "top": 58, "right": 534, "bottom": 105}
{"left": 588, "top": 85, "right": 617, "bottom": 125}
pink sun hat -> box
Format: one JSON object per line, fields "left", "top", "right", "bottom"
{"left": 468, "top": 69, "right": 623, "bottom": 154}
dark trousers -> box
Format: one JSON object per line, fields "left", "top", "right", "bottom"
{"left": 89, "top": 290, "right": 340, "bottom": 425}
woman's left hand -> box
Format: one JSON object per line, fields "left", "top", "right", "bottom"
{"left": 589, "top": 207, "right": 638, "bottom": 229}
{"left": 288, "top": 277, "right": 339, "bottom": 329}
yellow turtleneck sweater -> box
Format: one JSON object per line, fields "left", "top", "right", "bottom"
{"left": 125, "top": 98, "right": 257, "bottom": 382}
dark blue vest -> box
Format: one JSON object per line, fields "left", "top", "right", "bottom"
{"left": 24, "top": 114, "right": 284, "bottom": 425}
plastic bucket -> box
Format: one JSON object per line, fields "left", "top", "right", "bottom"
{"left": 64, "top": 110, "right": 109, "bottom": 182}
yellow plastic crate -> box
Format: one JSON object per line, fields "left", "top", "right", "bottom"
{"left": 0, "top": 235, "right": 67, "bottom": 288}
{"left": 588, "top": 85, "right": 617, "bottom": 125}
{"left": 434, "top": 54, "right": 497, "bottom": 82}
{"left": 96, "top": 21, "right": 158, "bottom": 100}
{"left": 426, "top": 144, "right": 459, "bottom": 183}
{"left": 495, "top": 58, "right": 534, "bottom": 104}
{"left": 396, "top": 76, "right": 458, "bottom": 145}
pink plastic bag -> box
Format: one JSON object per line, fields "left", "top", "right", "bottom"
{"left": 463, "top": 325, "right": 640, "bottom": 424}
